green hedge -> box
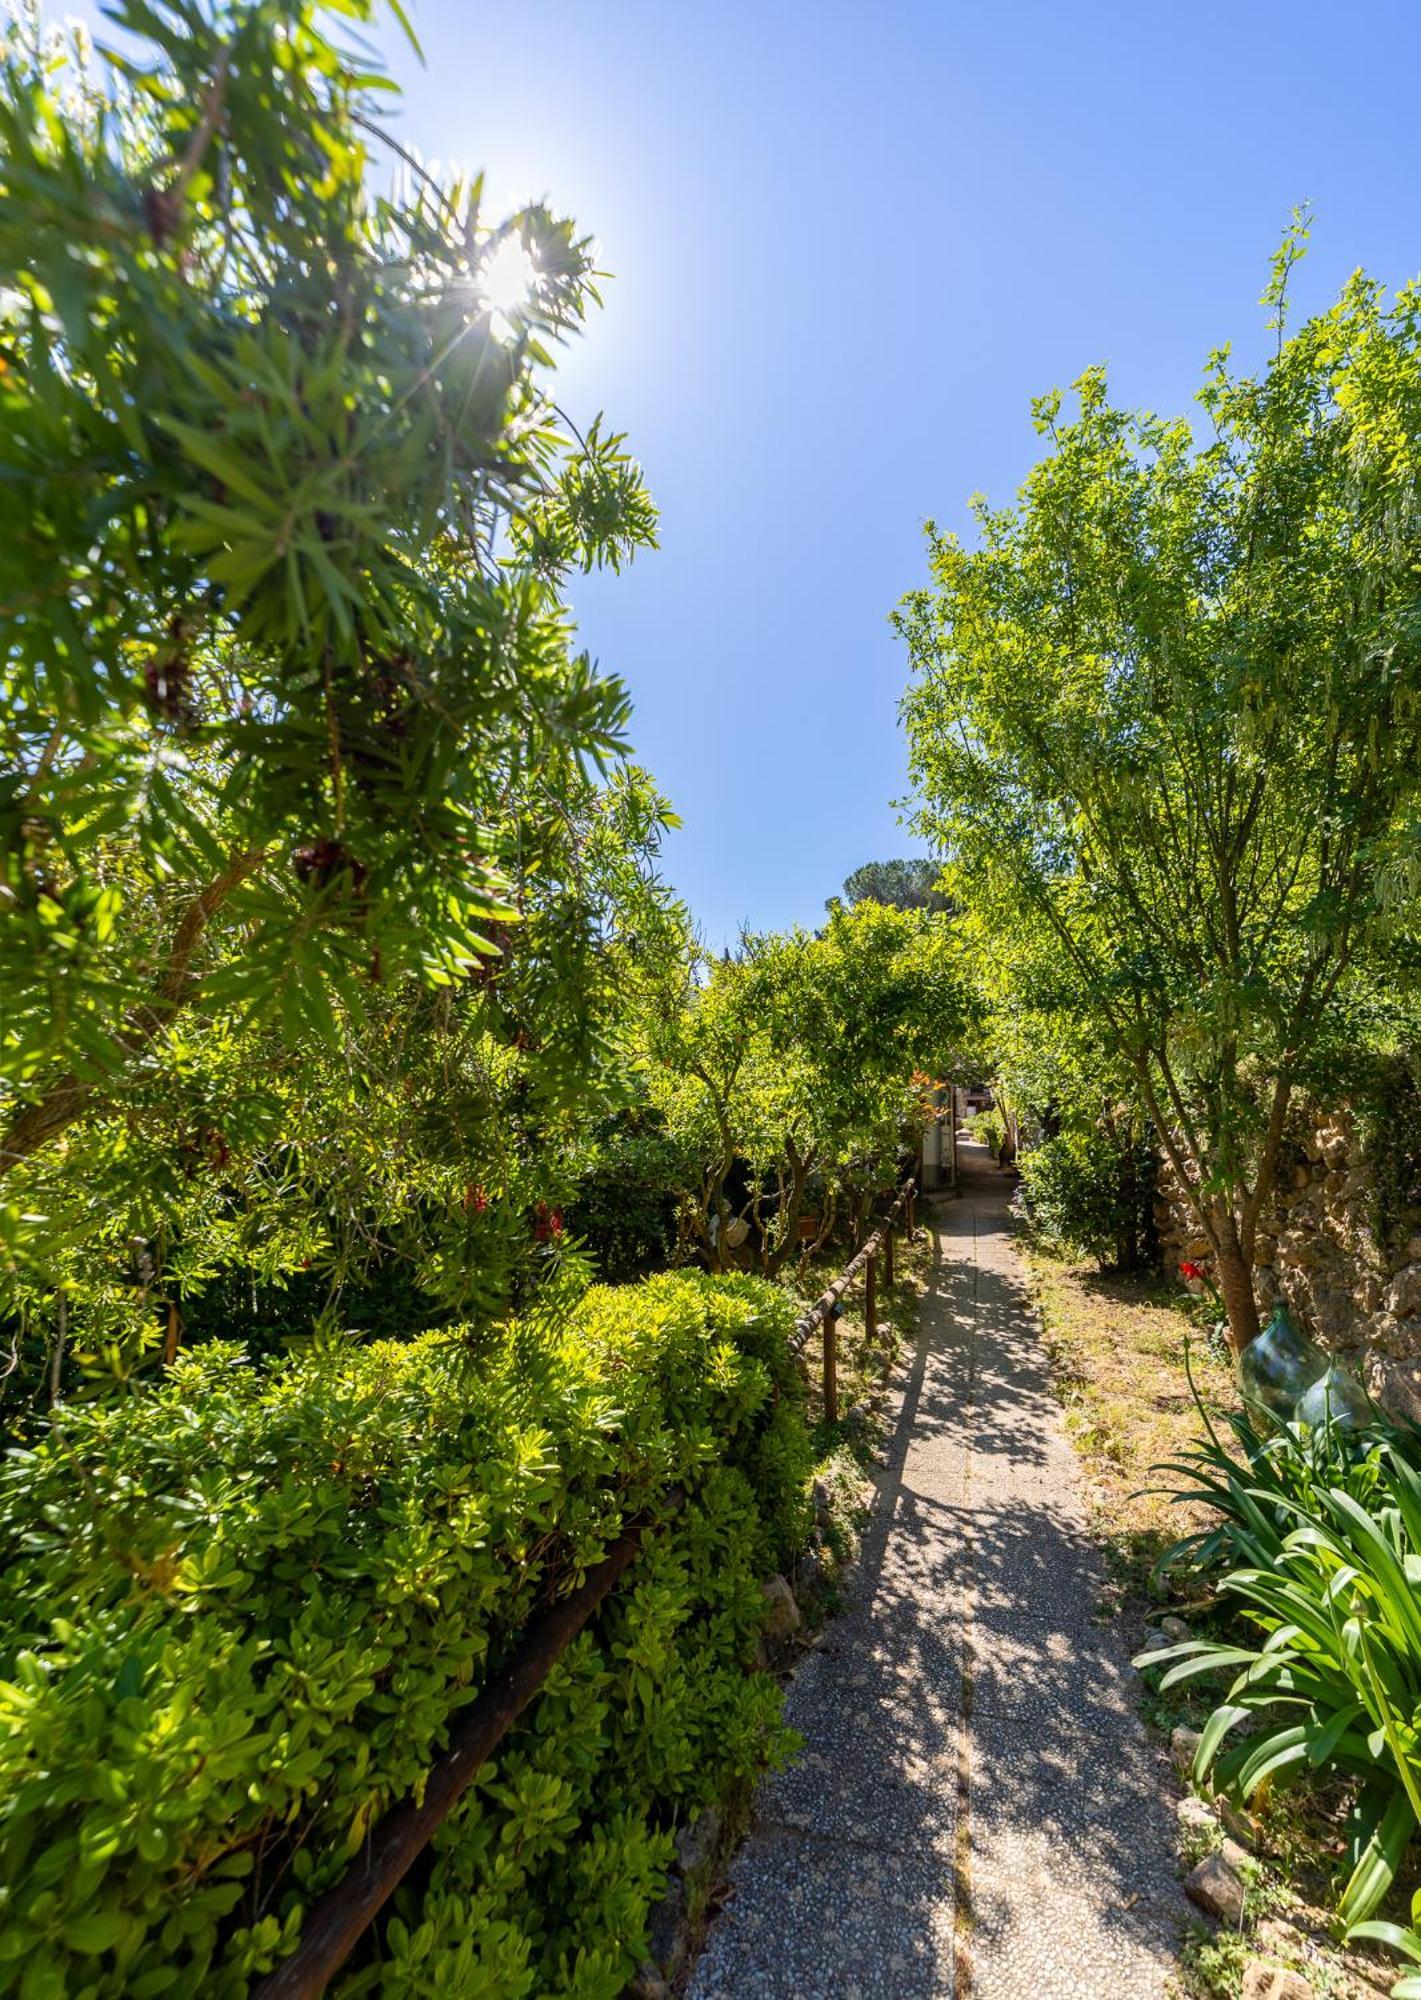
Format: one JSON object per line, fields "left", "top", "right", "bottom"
{"left": 1018, "top": 1127, "right": 1156, "bottom": 1270}
{"left": 0, "top": 1273, "right": 812, "bottom": 1999}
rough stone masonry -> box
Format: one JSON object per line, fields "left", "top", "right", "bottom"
{"left": 1155, "top": 1104, "right": 1421, "bottom": 1424}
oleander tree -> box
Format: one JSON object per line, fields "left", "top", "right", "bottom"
{"left": 0, "top": 763, "right": 686, "bottom": 1412}
{"left": 0, "top": 0, "right": 668, "bottom": 1397}
{"left": 899, "top": 222, "right": 1421, "bottom": 1348}
{"left": 0, "top": 0, "right": 654, "bottom": 1163}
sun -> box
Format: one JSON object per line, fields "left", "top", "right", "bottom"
{"left": 477, "top": 236, "right": 538, "bottom": 332}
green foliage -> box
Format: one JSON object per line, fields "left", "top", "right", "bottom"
{"left": 968, "top": 1106, "right": 1008, "bottom": 1159}
{"left": 0, "top": 0, "right": 656, "bottom": 1070}
{"left": 0, "top": 762, "right": 688, "bottom": 1417}
{"left": 839, "top": 858, "right": 953, "bottom": 914}
{"left": 0, "top": 0, "right": 693, "bottom": 1401}
{"left": 1019, "top": 1126, "right": 1155, "bottom": 1270}
{"left": 0, "top": 1271, "right": 810, "bottom": 1996}
{"left": 1144, "top": 1404, "right": 1421, "bottom": 1930}
{"left": 899, "top": 220, "right": 1421, "bottom": 1342}
{"left": 1356, "top": 1046, "right": 1421, "bottom": 1262}
{"left": 1350, "top": 1909, "right": 1421, "bottom": 1998}
{"left": 640, "top": 901, "right": 980, "bottom": 1271}
{"left": 565, "top": 1117, "right": 686, "bottom": 1284}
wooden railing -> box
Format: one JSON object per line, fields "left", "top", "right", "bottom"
{"left": 790, "top": 1175, "right": 917, "bottom": 1423}
{"left": 250, "top": 1503, "right": 680, "bottom": 2000}
{"left": 249, "top": 1179, "right": 918, "bottom": 1997}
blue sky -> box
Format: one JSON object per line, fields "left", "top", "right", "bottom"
{"left": 64, "top": 0, "right": 1421, "bottom": 944}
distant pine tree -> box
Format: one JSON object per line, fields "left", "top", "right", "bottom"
{"left": 839, "top": 859, "right": 954, "bottom": 913}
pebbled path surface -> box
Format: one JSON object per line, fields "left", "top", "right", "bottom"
{"left": 686, "top": 1143, "right": 1186, "bottom": 2000}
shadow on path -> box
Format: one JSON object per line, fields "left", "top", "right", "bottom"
{"left": 687, "top": 1144, "right": 1186, "bottom": 2000}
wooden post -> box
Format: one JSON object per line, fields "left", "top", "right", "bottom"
{"left": 883, "top": 1223, "right": 894, "bottom": 1297}
{"left": 864, "top": 1251, "right": 877, "bottom": 1346}
{"left": 822, "top": 1304, "right": 838, "bottom": 1425}
{"left": 948, "top": 1085, "right": 959, "bottom": 1196}
{"left": 907, "top": 1190, "right": 917, "bottom": 1243}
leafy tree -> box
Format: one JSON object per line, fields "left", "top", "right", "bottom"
{"left": 972, "top": 908, "right": 1158, "bottom": 1264}
{"left": 840, "top": 857, "right": 954, "bottom": 913}
{"left": 0, "top": 764, "right": 684, "bottom": 1413}
{"left": 0, "top": 0, "right": 655, "bottom": 1206}
{"left": 0, "top": 0, "right": 670, "bottom": 1392}
{"left": 642, "top": 902, "right": 978, "bottom": 1271}
{"left": 899, "top": 226, "right": 1421, "bottom": 1349}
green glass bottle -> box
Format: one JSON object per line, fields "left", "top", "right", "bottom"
{"left": 1238, "top": 1302, "right": 1328, "bottom": 1421}
{"left": 1293, "top": 1360, "right": 1371, "bottom": 1434}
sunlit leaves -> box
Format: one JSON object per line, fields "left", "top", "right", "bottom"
{"left": 900, "top": 241, "right": 1421, "bottom": 1323}
{"left": 0, "top": 1273, "right": 807, "bottom": 1993}
{"left": 0, "top": 0, "right": 657, "bottom": 1105}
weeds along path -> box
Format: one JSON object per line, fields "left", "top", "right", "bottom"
{"left": 687, "top": 1141, "right": 1186, "bottom": 1999}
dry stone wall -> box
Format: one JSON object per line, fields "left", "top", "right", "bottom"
{"left": 1154, "top": 1108, "right": 1421, "bottom": 1425}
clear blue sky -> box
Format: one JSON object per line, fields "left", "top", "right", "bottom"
{"left": 64, "top": 0, "right": 1421, "bottom": 945}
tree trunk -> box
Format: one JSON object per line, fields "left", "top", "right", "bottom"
{"left": 1213, "top": 1217, "right": 1260, "bottom": 1353}
{"left": 766, "top": 1148, "right": 809, "bottom": 1279}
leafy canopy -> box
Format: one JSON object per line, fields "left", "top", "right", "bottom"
{"left": 839, "top": 857, "right": 953, "bottom": 914}
{"left": 0, "top": 0, "right": 656, "bottom": 1172}
{"left": 640, "top": 901, "right": 979, "bottom": 1269}
{"left": 899, "top": 223, "right": 1421, "bottom": 1340}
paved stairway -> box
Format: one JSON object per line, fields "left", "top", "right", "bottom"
{"left": 687, "top": 1143, "right": 1186, "bottom": 2000}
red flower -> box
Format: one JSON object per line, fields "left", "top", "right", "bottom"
{"left": 1179, "top": 1260, "right": 1206, "bottom": 1282}
{"left": 464, "top": 1183, "right": 489, "bottom": 1215}
{"left": 533, "top": 1203, "right": 564, "bottom": 1242}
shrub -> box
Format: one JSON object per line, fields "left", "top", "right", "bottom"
{"left": 1017, "top": 1127, "right": 1155, "bottom": 1269}
{"left": 0, "top": 1272, "right": 811, "bottom": 1998}
{"left": 1143, "top": 1403, "right": 1421, "bottom": 1932}
{"left": 566, "top": 1126, "right": 685, "bottom": 1283}
{"left": 968, "top": 1106, "right": 1008, "bottom": 1160}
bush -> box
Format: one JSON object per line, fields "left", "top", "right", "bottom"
{"left": 0, "top": 1272, "right": 811, "bottom": 1998}
{"left": 1017, "top": 1127, "right": 1155, "bottom": 1269}
{"left": 1145, "top": 1402, "right": 1421, "bottom": 1934}
{"left": 968, "top": 1106, "right": 1009, "bottom": 1160}
{"left": 566, "top": 1126, "right": 685, "bottom": 1283}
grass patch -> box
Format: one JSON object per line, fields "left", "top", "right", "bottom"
{"left": 791, "top": 1224, "right": 933, "bottom": 1440}
{"left": 1025, "top": 1244, "right": 1237, "bottom": 1602}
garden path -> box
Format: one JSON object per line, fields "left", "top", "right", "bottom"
{"left": 686, "top": 1141, "right": 1187, "bottom": 1999}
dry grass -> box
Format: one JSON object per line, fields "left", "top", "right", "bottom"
{"left": 1025, "top": 1244, "right": 1238, "bottom": 1598}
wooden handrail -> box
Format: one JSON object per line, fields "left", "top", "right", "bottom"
{"left": 788, "top": 1175, "right": 916, "bottom": 1358}
{"left": 251, "top": 1497, "right": 681, "bottom": 2000}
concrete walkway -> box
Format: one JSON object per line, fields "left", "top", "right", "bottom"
{"left": 688, "top": 1144, "right": 1186, "bottom": 2000}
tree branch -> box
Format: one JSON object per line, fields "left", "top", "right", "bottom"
{"left": 0, "top": 849, "right": 266, "bottom": 1179}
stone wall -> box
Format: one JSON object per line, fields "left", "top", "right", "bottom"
{"left": 1153, "top": 1107, "right": 1421, "bottom": 1424}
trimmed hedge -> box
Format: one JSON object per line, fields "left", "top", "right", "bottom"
{"left": 0, "top": 1273, "right": 812, "bottom": 1999}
